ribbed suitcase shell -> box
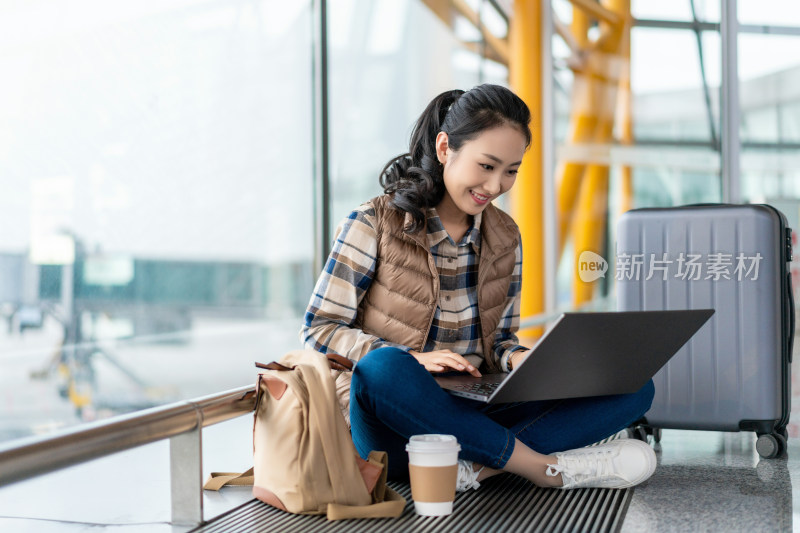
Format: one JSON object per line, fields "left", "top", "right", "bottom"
{"left": 616, "top": 205, "right": 793, "bottom": 434}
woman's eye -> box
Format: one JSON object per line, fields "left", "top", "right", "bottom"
{"left": 480, "top": 163, "right": 493, "bottom": 170}
{"left": 508, "top": 169, "right": 519, "bottom": 176}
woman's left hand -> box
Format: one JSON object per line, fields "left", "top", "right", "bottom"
{"left": 509, "top": 349, "right": 529, "bottom": 371}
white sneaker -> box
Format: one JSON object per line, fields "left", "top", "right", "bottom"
{"left": 612, "top": 428, "right": 632, "bottom": 440}
{"left": 545, "top": 439, "right": 656, "bottom": 490}
{"left": 456, "top": 460, "right": 482, "bottom": 492}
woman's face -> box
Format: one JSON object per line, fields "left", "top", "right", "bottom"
{"left": 436, "top": 124, "right": 527, "bottom": 221}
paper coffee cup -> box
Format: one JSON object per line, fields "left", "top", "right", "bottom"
{"left": 406, "top": 434, "right": 461, "bottom": 516}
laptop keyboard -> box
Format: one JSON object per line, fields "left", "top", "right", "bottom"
{"left": 451, "top": 381, "right": 500, "bottom": 395}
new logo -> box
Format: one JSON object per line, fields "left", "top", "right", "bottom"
{"left": 578, "top": 251, "right": 608, "bottom": 282}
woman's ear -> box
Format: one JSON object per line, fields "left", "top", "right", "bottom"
{"left": 435, "top": 132, "right": 449, "bottom": 165}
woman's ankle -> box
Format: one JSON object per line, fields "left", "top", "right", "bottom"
{"left": 531, "top": 455, "right": 563, "bottom": 487}
{"left": 475, "top": 464, "right": 500, "bottom": 482}
{"left": 504, "top": 448, "right": 564, "bottom": 488}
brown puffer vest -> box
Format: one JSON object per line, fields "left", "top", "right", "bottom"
{"left": 356, "top": 194, "right": 520, "bottom": 373}
{"left": 333, "top": 195, "right": 521, "bottom": 425}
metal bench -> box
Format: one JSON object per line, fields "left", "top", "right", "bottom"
{"left": 194, "top": 474, "right": 631, "bottom": 532}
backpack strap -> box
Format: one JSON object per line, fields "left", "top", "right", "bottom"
{"left": 203, "top": 467, "right": 254, "bottom": 491}
{"left": 326, "top": 352, "right": 354, "bottom": 371}
{"left": 326, "top": 451, "right": 406, "bottom": 519}
{"left": 326, "top": 486, "right": 406, "bottom": 519}
{"left": 256, "top": 352, "right": 353, "bottom": 372}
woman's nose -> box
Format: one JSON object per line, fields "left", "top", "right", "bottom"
{"left": 485, "top": 173, "right": 502, "bottom": 195}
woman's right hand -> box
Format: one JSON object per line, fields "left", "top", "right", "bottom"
{"left": 408, "top": 349, "right": 482, "bottom": 377}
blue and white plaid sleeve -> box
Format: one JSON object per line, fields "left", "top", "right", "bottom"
{"left": 494, "top": 240, "right": 528, "bottom": 372}
{"left": 299, "top": 206, "right": 408, "bottom": 363}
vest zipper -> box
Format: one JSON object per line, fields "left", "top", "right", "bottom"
{"left": 421, "top": 249, "right": 439, "bottom": 348}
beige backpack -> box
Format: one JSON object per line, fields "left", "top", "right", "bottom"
{"left": 204, "top": 350, "right": 406, "bottom": 520}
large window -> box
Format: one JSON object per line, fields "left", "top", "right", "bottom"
{"left": 551, "top": 0, "right": 724, "bottom": 307}
{"left": 0, "top": 1, "right": 315, "bottom": 442}
{"left": 738, "top": 34, "right": 800, "bottom": 206}
{"left": 327, "top": 0, "right": 510, "bottom": 229}
{"left": 550, "top": 0, "right": 800, "bottom": 307}
{"left": 0, "top": 0, "right": 513, "bottom": 445}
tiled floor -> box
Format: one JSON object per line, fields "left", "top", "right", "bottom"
{"left": 620, "top": 352, "right": 800, "bottom": 533}
{"left": 622, "top": 429, "right": 796, "bottom": 532}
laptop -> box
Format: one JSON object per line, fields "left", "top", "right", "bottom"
{"left": 435, "top": 309, "right": 714, "bottom": 403}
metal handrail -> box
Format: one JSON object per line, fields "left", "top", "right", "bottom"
{"left": 0, "top": 384, "right": 256, "bottom": 490}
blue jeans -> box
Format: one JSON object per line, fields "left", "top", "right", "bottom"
{"left": 349, "top": 347, "right": 655, "bottom": 480}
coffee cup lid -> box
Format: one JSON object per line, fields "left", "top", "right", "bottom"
{"left": 405, "top": 434, "right": 461, "bottom": 453}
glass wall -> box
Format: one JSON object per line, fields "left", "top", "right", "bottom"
{"left": 0, "top": 0, "right": 513, "bottom": 444}
{"left": 548, "top": 0, "right": 800, "bottom": 306}
{"left": 738, "top": 33, "right": 800, "bottom": 204}
{"left": 327, "top": 0, "right": 509, "bottom": 229}
{"left": 551, "top": 0, "right": 724, "bottom": 306}
{"left": 738, "top": 0, "right": 800, "bottom": 27}
{"left": 0, "top": 1, "right": 315, "bottom": 441}
{"left": 736, "top": 25, "right": 800, "bottom": 308}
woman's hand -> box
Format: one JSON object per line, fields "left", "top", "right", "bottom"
{"left": 408, "top": 349, "right": 482, "bottom": 377}
{"left": 509, "top": 349, "right": 529, "bottom": 371}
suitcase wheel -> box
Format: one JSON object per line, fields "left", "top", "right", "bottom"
{"left": 627, "top": 424, "right": 661, "bottom": 443}
{"left": 632, "top": 426, "right": 648, "bottom": 442}
{"left": 756, "top": 432, "right": 787, "bottom": 459}
{"left": 652, "top": 427, "right": 662, "bottom": 443}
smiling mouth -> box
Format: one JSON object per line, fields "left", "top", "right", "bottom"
{"left": 470, "top": 191, "right": 490, "bottom": 204}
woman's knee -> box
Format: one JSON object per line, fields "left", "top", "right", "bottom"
{"left": 630, "top": 379, "right": 655, "bottom": 417}
{"left": 351, "top": 347, "right": 418, "bottom": 393}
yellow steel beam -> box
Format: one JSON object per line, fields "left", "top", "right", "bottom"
{"left": 571, "top": 4, "right": 591, "bottom": 48}
{"left": 555, "top": 7, "right": 592, "bottom": 259}
{"left": 420, "top": 0, "right": 510, "bottom": 66}
{"left": 421, "top": 0, "right": 452, "bottom": 26}
{"left": 571, "top": 129, "right": 612, "bottom": 304}
{"left": 571, "top": 160, "right": 610, "bottom": 303}
{"left": 509, "top": 0, "right": 544, "bottom": 341}
{"left": 619, "top": 72, "right": 634, "bottom": 215}
{"left": 570, "top": 0, "right": 630, "bottom": 305}
{"left": 460, "top": 40, "right": 509, "bottom": 67}
{"left": 452, "top": 0, "right": 510, "bottom": 64}
{"left": 617, "top": 4, "right": 633, "bottom": 215}
{"left": 567, "top": 0, "right": 622, "bottom": 26}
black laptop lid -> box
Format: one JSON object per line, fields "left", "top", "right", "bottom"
{"left": 489, "top": 309, "right": 714, "bottom": 403}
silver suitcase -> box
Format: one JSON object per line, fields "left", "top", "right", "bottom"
{"left": 616, "top": 204, "right": 794, "bottom": 458}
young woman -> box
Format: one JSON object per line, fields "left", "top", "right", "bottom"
{"left": 301, "top": 84, "right": 656, "bottom": 491}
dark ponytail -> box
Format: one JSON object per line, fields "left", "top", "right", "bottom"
{"left": 380, "top": 84, "right": 531, "bottom": 232}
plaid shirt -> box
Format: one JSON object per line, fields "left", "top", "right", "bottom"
{"left": 300, "top": 203, "right": 526, "bottom": 372}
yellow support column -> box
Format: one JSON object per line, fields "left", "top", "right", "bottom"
{"left": 571, "top": 149, "right": 611, "bottom": 304}
{"left": 510, "top": 0, "right": 544, "bottom": 340}
{"left": 618, "top": 4, "right": 634, "bottom": 215}
{"left": 571, "top": 0, "right": 630, "bottom": 305}
{"left": 556, "top": 9, "right": 594, "bottom": 259}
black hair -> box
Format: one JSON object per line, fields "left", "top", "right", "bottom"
{"left": 379, "top": 83, "right": 532, "bottom": 232}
